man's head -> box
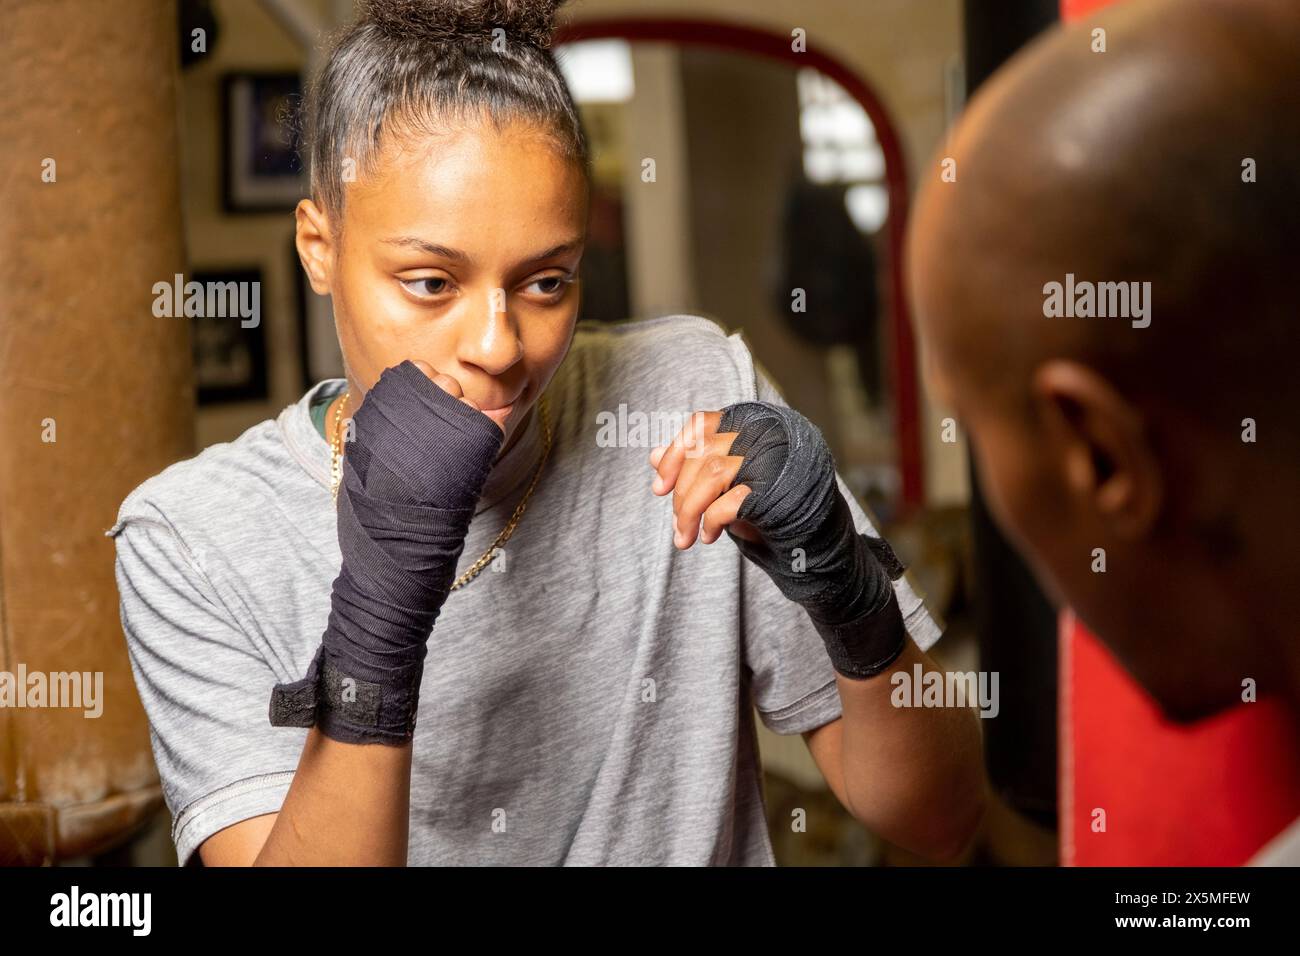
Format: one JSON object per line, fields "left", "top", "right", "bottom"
{"left": 909, "top": 0, "right": 1300, "bottom": 721}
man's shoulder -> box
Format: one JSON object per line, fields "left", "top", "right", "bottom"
{"left": 567, "top": 314, "right": 760, "bottom": 409}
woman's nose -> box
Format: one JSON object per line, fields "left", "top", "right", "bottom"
{"left": 458, "top": 288, "right": 524, "bottom": 374}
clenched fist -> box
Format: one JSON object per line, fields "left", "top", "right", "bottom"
{"left": 649, "top": 401, "right": 909, "bottom": 679}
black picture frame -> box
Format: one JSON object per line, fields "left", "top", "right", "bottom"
{"left": 221, "top": 71, "right": 305, "bottom": 214}
{"left": 190, "top": 267, "right": 269, "bottom": 405}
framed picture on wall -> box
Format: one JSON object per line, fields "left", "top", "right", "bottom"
{"left": 294, "top": 238, "right": 345, "bottom": 390}
{"left": 222, "top": 72, "right": 305, "bottom": 213}
{"left": 190, "top": 267, "right": 269, "bottom": 404}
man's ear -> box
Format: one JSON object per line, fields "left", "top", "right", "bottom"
{"left": 1031, "top": 360, "right": 1163, "bottom": 539}
{"left": 295, "top": 198, "right": 335, "bottom": 295}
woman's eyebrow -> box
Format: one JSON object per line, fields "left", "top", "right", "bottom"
{"left": 379, "top": 236, "right": 583, "bottom": 265}
{"left": 381, "top": 237, "right": 470, "bottom": 261}
{"left": 525, "top": 239, "right": 584, "bottom": 262}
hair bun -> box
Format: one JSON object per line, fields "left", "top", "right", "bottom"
{"left": 360, "top": 0, "right": 569, "bottom": 48}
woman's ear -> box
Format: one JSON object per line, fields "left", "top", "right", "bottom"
{"left": 295, "top": 198, "right": 335, "bottom": 295}
{"left": 1031, "top": 359, "right": 1163, "bottom": 540}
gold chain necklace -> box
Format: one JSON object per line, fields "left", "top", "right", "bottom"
{"left": 330, "top": 388, "right": 552, "bottom": 591}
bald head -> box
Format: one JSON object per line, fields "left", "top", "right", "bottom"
{"left": 911, "top": 0, "right": 1299, "bottom": 440}
{"left": 908, "top": 0, "right": 1300, "bottom": 720}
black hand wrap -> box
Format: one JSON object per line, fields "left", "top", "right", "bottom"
{"left": 269, "top": 361, "right": 504, "bottom": 744}
{"left": 719, "top": 401, "right": 909, "bottom": 680}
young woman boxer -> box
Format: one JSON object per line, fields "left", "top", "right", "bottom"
{"left": 112, "top": 0, "right": 984, "bottom": 866}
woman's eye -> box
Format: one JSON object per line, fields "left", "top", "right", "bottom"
{"left": 526, "top": 275, "right": 571, "bottom": 297}
{"left": 400, "top": 277, "right": 450, "bottom": 298}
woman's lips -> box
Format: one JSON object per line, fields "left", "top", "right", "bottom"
{"left": 480, "top": 402, "right": 513, "bottom": 428}
{"left": 477, "top": 392, "right": 523, "bottom": 428}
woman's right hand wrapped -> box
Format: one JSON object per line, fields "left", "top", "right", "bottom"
{"left": 269, "top": 360, "right": 504, "bottom": 744}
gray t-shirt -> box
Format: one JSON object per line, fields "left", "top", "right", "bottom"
{"left": 110, "top": 314, "right": 941, "bottom": 866}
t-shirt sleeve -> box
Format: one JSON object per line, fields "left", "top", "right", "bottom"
{"left": 735, "top": 350, "right": 944, "bottom": 736}
{"left": 109, "top": 506, "right": 304, "bottom": 865}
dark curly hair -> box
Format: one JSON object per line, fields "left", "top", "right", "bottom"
{"left": 302, "top": 0, "right": 589, "bottom": 220}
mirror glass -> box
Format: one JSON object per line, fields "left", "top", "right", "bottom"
{"left": 559, "top": 40, "right": 902, "bottom": 519}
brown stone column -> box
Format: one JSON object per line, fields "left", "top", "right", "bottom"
{"left": 0, "top": 0, "right": 193, "bottom": 863}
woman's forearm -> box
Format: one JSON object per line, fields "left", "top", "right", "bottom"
{"left": 252, "top": 364, "right": 500, "bottom": 865}
{"left": 254, "top": 728, "right": 413, "bottom": 866}
{"left": 836, "top": 639, "right": 987, "bottom": 861}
